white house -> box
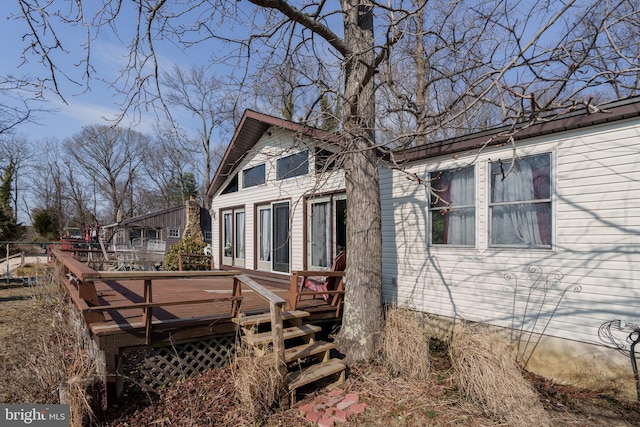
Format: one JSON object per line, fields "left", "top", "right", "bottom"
{"left": 209, "top": 99, "right": 640, "bottom": 399}
{"left": 380, "top": 97, "right": 640, "bottom": 399}
{"left": 207, "top": 110, "right": 346, "bottom": 279}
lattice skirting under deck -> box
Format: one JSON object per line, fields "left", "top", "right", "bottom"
{"left": 123, "top": 334, "right": 236, "bottom": 392}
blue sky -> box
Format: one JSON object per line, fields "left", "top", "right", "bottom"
{"left": 0, "top": 5, "right": 220, "bottom": 142}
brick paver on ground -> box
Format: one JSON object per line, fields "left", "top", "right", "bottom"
{"left": 299, "top": 389, "right": 367, "bottom": 425}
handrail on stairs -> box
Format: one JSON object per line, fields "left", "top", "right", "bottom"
{"left": 232, "top": 274, "right": 287, "bottom": 376}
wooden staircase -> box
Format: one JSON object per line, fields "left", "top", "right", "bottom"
{"left": 233, "top": 309, "right": 346, "bottom": 403}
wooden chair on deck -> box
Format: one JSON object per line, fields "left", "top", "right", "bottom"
{"left": 299, "top": 250, "right": 346, "bottom": 302}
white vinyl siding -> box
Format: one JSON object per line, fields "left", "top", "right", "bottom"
{"left": 211, "top": 128, "right": 345, "bottom": 274}
{"left": 380, "top": 118, "right": 640, "bottom": 347}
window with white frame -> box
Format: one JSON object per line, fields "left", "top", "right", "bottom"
{"left": 277, "top": 150, "right": 309, "bottom": 180}
{"left": 168, "top": 228, "right": 181, "bottom": 238}
{"left": 489, "top": 153, "right": 552, "bottom": 248}
{"left": 429, "top": 166, "right": 475, "bottom": 246}
{"left": 221, "top": 174, "right": 238, "bottom": 194}
{"left": 221, "top": 208, "right": 245, "bottom": 267}
{"left": 257, "top": 205, "right": 272, "bottom": 271}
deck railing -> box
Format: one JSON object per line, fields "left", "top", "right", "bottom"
{"left": 51, "top": 248, "right": 241, "bottom": 345}
{"left": 231, "top": 274, "right": 288, "bottom": 374}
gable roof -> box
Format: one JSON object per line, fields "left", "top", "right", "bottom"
{"left": 206, "top": 110, "right": 338, "bottom": 198}
{"left": 393, "top": 96, "right": 640, "bottom": 164}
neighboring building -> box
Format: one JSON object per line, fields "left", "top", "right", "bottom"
{"left": 103, "top": 197, "right": 212, "bottom": 251}
{"left": 206, "top": 110, "right": 346, "bottom": 278}
{"left": 208, "top": 98, "right": 640, "bottom": 400}
{"left": 380, "top": 96, "right": 640, "bottom": 399}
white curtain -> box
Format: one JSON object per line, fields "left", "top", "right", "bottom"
{"left": 223, "top": 213, "right": 232, "bottom": 257}
{"left": 235, "top": 211, "right": 245, "bottom": 258}
{"left": 491, "top": 160, "right": 542, "bottom": 246}
{"left": 447, "top": 167, "right": 475, "bottom": 245}
{"left": 311, "top": 202, "right": 330, "bottom": 267}
{"left": 260, "top": 209, "right": 271, "bottom": 261}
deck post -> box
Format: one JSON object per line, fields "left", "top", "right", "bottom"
{"left": 269, "top": 301, "right": 286, "bottom": 378}
{"left": 288, "top": 273, "right": 299, "bottom": 310}
{"left": 143, "top": 279, "right": 153, "bottom": 345}
{"left": 231, "top": 277, "right": 242, "bottom": 317}
{"left": 100, "top": 335, "right": 123, "bottom": 407}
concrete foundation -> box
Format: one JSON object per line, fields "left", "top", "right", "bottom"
{"left": 418, "top": 312, "right": 637, "bottom": 402}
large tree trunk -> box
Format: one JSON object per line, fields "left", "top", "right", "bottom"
{"left": 336, "top": 0, "right": 384, "bottom": 362}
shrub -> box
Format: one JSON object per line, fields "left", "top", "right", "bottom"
{"left": 162, "top": 236, "right": 208, "bottom": 271}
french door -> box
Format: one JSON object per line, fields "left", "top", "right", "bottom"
{"left": 221, "top": 208, "right": 245, "bottom": 267}
{"left": 257, "top": 201, "right": 290, "bottom": 273}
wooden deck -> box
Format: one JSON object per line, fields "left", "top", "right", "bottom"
{"left": 87, "top": 274, "right": 331, "bottom": 337}
{"left": 50, "top": 248, "right": 344, "bottom": 405}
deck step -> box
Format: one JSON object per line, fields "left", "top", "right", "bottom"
{"left": 284, "top": 340, "right": 335, "bottom": 363}
{"left": 242, "top": 324, "right": 322, "bottom": 347}
{"left": 233, "top": 310, "right": 310, "bottom": 327}
{"left": 286, "top": 358, "right": 346, "bottom": 391}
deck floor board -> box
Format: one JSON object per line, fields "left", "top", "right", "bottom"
{"left": 88, "top": 275, "right": 329, "bottom": 336}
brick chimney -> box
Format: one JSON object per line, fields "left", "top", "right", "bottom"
{"left": 183, "top": 195, "right": 204, "bottom": 241}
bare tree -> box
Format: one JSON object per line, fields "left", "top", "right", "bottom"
{"left": 15, "top": 0, "right": 640, "bottom": 361}
{"left": 63, "top": 125, "right": 149, "bottom": 223}
{"left": 144, "top": 122, "right": 199, "bottom": 208}
{"left": 27, "top": 138, "right": 68, "bottom": 235}
{"left": 163, "top": 65, "right": 233, "bottom": 207}
{"left": 0, "top": 75, "right": 36, "bottom": 136}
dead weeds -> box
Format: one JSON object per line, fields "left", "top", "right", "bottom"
{"left": 2, "top": 281, "right": 640, "bottom": 426}
{"left": 380, "top": 306, "right": 431, "bottom": 381}
{"left": 0, "top": 271, "right": 99, "bottom": 426}
{"left": 450, "top": 322, "right": 550, "bottom": 426}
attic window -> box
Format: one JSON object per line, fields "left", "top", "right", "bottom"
{"left": 243, "top": 163, "right": 265, "bottom": 188}
{"left": 315, "top": 148, "right": 338, "bottom": 173}
{"left": 221, "top": 174, "right": 238, "bottom": 194}
{"left": 277, "top": 150, "right": 309, "bottom": 180}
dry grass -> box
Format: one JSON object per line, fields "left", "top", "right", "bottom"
{"left": 232, "top": 345, "right": 285, "bottom": 423}
{"left": 0, "top": 270, "right": 99, "bottom": 427}
{"left": 449, "top": 321, "right": 551, "bottom": 427}
{"left": 15, "top": 262, "right": 51, "bottom": 278}
{"left": 380, "top": 306, "right": 431, "bottom": 381}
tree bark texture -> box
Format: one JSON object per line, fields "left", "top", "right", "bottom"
{"left": 336, "top": 0, "right": 384, "bottom": 362}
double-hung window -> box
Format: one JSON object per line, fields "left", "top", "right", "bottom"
{"left": 429, "top": 166, "right": 475, "bottom": 246}
{"left": 489, "top": 153, "right": 552, "bottom": 248}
